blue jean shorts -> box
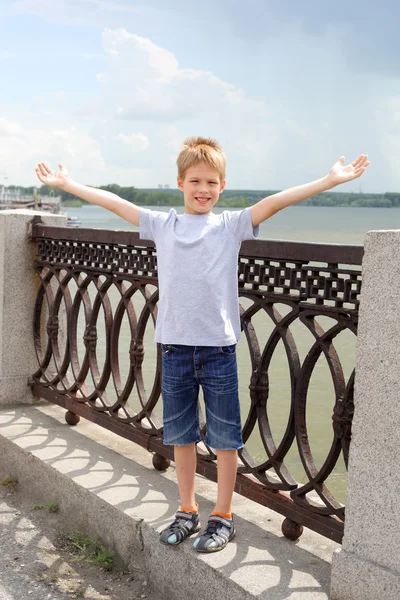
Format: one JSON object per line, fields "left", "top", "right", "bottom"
{"left": 161, "top": 344, "right": 243, "bottom": 450}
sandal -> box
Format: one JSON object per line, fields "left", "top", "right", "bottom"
{"left": 193, "top": 515, "right": 235, "bottom": 552}
{"left": 159, "top": 509, "right": 201, "bottom": 546}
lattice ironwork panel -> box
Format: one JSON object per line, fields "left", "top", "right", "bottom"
{"left": 36, "top": 238, "right": 158, "bottom": 279}
{"left": 239, "top": 257, "right": 361, "bottom": 309}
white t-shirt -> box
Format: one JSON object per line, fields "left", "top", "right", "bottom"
{"left": 139, "top": 207, "right": 259, "bottom": 346}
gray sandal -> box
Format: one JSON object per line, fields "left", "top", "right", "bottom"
{"left": 159, "top": 510, "right": 201, "bottom": 546}
{"left": 193, "top": 515, "right": 235, "bottom": 552}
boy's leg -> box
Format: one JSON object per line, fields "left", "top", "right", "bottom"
{"left": 193, "top": 345, "right": 241, "bottom": 552}
{"left": 159, "top": 443, "right": 200, "bottom": 545}
{"left": 193, "top": 449, "right": 238, "bottom": 552}
{"left": 159, "top": 344, "right": 202, "bottom": 545}
{"left": 214, "top": 449, "right": 238, "bottom": 514}
{"left": 159, "top": 444, "right": 201, "bottom": 547}
{"left": 174, "top": 442, "right": 197, "bottom": 511}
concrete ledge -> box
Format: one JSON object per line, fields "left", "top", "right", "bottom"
{"left": 331, "top": 548, "right": 400, "bottom": 600}
{"left": 0, "top": 404, "right": 338, "bottom": 600}
{"left": 0, "top": 210, "right": 67, "bottom": 407}
{"left": 0, "top": 376, "right": 38, "bottom": 406}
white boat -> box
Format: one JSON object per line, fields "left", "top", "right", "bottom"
{"left": 67, "top": 215, "right": 82, "bottom": 227}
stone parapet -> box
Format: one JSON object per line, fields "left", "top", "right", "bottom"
{"left": 0, "top": 209, "right": 67, "bottom": 405}
{"left": 331, "top": 229, "right": 400, "bottom": 599}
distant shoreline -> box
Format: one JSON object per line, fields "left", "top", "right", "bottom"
{"left": 58, "top": 185, "right": 400, "bottom": 209}
{"left": 61, "top": 198, "right": 400, "bottom": 209}
{"left": 6, "top": 184, "right": 400, "bottom": 209}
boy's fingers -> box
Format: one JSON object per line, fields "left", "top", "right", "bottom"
{"left": 35, "top": 169, "right": 45, "bottom": 183}
{"left": 354, "top": 165, "right": 367, "bottom": 178}
{"left": 352, "top": 154, "right": 368, "bottom": 168}
{"left": 352, "top": 157, "right": 369, "bottom": 176}
{"left": 41, "top": 162, "right": 52, "bottom": 174}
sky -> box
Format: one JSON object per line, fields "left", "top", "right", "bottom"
{"left": 1, "top": 0, "right": 400, "bottom": 192}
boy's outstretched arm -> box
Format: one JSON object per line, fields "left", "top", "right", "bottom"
{"left": 251, "top": 154, "right": 370, "bottom": 227}
{"left": 35, "top": 162, "right": 140, "bottom": 227}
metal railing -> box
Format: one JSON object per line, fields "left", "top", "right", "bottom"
{"left": 30, "top": 216, "right": 363, "bottom": 543}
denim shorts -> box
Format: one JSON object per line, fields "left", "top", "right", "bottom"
{"left": 161, "top": 344, "right": 243, "bottom": 450}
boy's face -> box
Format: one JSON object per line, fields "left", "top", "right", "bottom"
{"left": 177, "top": 162, "right": 226, "bottom": 215}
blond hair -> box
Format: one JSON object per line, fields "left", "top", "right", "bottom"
{"left": 176, "top": 136, "right": 226, "bottom": 181}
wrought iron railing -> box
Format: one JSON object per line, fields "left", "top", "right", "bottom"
{"left": 30, "top": 216, "right": 363, "bottom": 543}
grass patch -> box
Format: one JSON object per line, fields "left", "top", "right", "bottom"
{"left": 32, "top": 504, "right": 44, "bottom": 510}
{"left": 60, "top": 532, "right": 116, "bottom": 571}
{"left": 1, "top": 475, "right": 18, "bottom": 491}
{"left": 47, "top": 502, "right": 59, "bottom": 513}
{"left": 38, "top": 574, "right": 58, "bottom": 583}
{"left": 88, "top": 546, "right": 116, "bottom": 571}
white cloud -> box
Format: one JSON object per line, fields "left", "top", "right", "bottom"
{"left": 3, "top": 13, "right": 400, "bottom": 192}
{"left": 0, "top": 118, "right": 22, "bottom": 136}
{"left": 98, "top": 29, "right": 269, "bottom": 125}
{"left": 6, "top": 25, "right": 374, "bottom": 190}
{"left": 85, "top": 28, "right": 278, "bottom": 187}
{"left": 27, "top": 91, "right": 68, "bottom": 117}
{"left": 0, "top": 118, "right": 150, "bottom": 186}
{"left": 0, "top": 120, "right": 104, "bottom": 183}
{"left": 115, "top": 132, "right": 149, "bottom": 151}
{"left": 88, "top": 27, "right": 400, "bottom": 191}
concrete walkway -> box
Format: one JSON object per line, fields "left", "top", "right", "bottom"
{"left": 0, "top": 404, "right": 338, "bottom": 600}
{"left": 0, "top": 480, "right": 158, "bottom": 600}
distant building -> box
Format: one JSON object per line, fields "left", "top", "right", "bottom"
{"left": 0, "top": 186, "right": 62, "bottom": 213}
{"left": 0, "top": 186, "right": 27, "bottom": 202}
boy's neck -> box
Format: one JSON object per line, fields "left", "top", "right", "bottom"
{"left": 183, "top": 212, "right": 213, "bottom": 216}
{"left": 183, "top": 208, "right": 214, "bottom": 216}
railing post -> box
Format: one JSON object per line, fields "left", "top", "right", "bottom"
{"left": 0, "top": 209, "right": 67, "bottom": 406}
{"left": 330, "top": 230, "right": 400, "bottom": 599}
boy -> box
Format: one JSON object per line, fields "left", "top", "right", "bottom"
{"left": 36, "top": 137, "right": 369, "bottom": 553}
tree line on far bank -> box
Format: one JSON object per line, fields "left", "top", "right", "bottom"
{"left": 5, "top": 184, "right": 400, "bottom": 208}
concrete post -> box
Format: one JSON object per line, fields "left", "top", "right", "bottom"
{"left": 331, "top": 230, "right": 400, "bottom": 599}
{"left": 0, "top": 209, "right": 67, "bottom": 406}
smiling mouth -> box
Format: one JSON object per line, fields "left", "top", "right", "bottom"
{"left": 195, "top": 197, "right": 210, "bottom": 204}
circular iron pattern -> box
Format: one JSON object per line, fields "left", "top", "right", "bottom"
{"left": 31, "top": 224, "right": 362, "bottom": 542}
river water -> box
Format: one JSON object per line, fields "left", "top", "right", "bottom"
{"left": 62, "top": 204, "right": 400, "bottom": 503}
{"left": 69, "top": 203, "right": 400, "bottom": 243}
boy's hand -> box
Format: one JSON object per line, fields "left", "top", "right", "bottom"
{"left": 35, "top": 162, "right": 140, "bottom": 226}
{"left": 327, "top": 154, "right": 370, "bottom": 187}
{"left": 251, "top": 153, "right": 371, "bottom": 226}
{"left": 35, "top": 162, "right": 70, "bottom": 189}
